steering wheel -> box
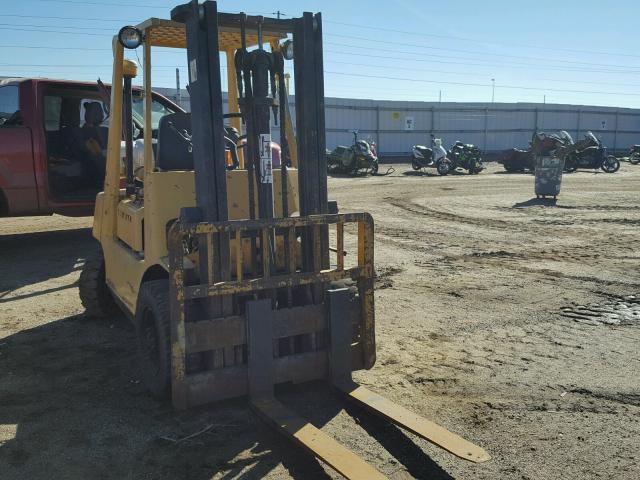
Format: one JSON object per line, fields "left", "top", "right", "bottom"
{"left": 223, "top": 113, "right": 245, "bottom": 170}
{"left": 223, "top": 112, "right": 251, "bottom": 170}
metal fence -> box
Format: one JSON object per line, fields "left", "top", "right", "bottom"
{"left": 156, "top": 88, "right": 640, "bottom": 156}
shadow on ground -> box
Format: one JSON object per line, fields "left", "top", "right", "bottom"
{"left": 0, "top": 228, "right": 93, "bottom": 303}
{"left": 493, "top": 170, "right": 533, "bottom": 175}
{"left": 512, "top": 197, "right": 558, "bottom": 208}
{"left": 0, "top": 315, "right": 453, "bottom": 479}
{"left": 0, "top": 227, "right": 454, "bottom": 479}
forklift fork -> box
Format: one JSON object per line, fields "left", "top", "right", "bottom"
{"left": 244, "top": 289, "right": 489, "bottom": 479}
{"left": 327, "top": 288, "right": 490, "bottom": 465}
{"left": 246, "top": 289, "right": 489, "bottom": 480}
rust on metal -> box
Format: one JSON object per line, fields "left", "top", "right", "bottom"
{"left": 184, "top": 267, "right": 367, "bottom": 299}
{"left": 336, "top": 222, "right": 344, "bottom": 271}
{"left": 235, "top": 229, "right": 243, "bottom": 281}
{"left": 167, "top": 213, "right": 376, "bottom": 409}
{"left": 168, "top": 221, "right": 188, "bottom": 409}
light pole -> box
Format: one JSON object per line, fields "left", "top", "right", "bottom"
{"left": 491, "top": 78, "right": 495, "bottom": 103}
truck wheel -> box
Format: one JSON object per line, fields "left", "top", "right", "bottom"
{"left": 79, "top": 246, "right": 117, "bottom": 318}
{"left": 135, "top": 280, "right": 171, "bottom": 399}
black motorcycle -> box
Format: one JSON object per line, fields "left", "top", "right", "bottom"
{"left": 629, "top": 144, "right": 640, "bottom": 165}
{"left": 448, "top": 141, "right": 484, "bottom": 174}
{"left": 563, "top": 131, "right": 619, "bottom": 173}
{"left": 327, "top": 130, "right": 378, "bottom": 175}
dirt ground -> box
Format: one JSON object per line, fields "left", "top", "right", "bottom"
{"left": 1, "top": 162, "right": 639, "bottom": 479}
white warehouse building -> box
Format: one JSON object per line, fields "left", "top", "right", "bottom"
{"left": 155, "top": 88, "right": 640, "bottom": 156}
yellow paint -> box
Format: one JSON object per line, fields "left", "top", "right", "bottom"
{"left": 122, "top": 59, "right": 138, "bottom": 78}
{"left": 93, "top": 20, "right": 301, "bottom": 315}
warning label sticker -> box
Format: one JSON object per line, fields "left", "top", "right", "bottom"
{"left": 259, "top": 134, "right": 273, "bottom": 184}
{"left": 189, "top": 58, "right": 197, "bottom": 83}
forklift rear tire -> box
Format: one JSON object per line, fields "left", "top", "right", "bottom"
{"left": 79, "top": 246, "right": 117, "bottom": 318}
{"left": 135, "top": 280, "right": 171, "bottom": 399}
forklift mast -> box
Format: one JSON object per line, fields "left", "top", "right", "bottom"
{"left": 172, "top": 3, "right": 327, "bottom": 218}
{"left": 171, "top": 0, "right": 328, "bottom": 282}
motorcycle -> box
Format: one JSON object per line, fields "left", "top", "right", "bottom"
{"left": 629, "top": 144, "right": 640, "bottom": 165}
{"left": 531, "top": 130, "right": 574, "bottom": 157}
{"left": 562, "top": 131, "right": 619, "bottom": 173}
{"left": 327, "top": 130, "right": 378, "bottom": 175}
{"left": 498, "top": 147, "right": 534, "bottom": 172}
{"left": 411, "top": 135, "right": 452, "bottom": 175}
{"left": 448, "top": 141, "right": 484, "bottom": 174}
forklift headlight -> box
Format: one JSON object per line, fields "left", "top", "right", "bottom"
{"left": 281, "top": 40, "right": 294, "bottom": 60}
{"left": 118, "top": 26, "right": 143, "bottom": 49}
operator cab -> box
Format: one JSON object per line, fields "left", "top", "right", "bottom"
{"left": 103, "top": 16, "right": 299, "bottom": 258}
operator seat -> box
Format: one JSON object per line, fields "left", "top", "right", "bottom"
{"left": 156, "top": 112, "right": 193, "bottom": 171}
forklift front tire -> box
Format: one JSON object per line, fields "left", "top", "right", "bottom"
{"left": 79, "top": 247, "right": 117, "bottom": 318}
{"left": 135, "top": 280, "right": 171, "bottom": 399}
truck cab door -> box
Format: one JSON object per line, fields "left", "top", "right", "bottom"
{"left": 0, "top": 84, "right": 38, "bottom": 215}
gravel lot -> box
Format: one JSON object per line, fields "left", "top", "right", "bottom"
{"left": 1, "top": 162, "right": 639, "bottom": 479}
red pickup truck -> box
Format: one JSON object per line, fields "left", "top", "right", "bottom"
{"left": 0, "top": 78, "right": 180, "bottom": 217}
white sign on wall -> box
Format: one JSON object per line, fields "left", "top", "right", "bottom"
{"left": 404, "top": 116, "right": 415, "bottom": 131}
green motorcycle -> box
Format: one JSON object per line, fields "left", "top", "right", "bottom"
{"left": 448, "top": 141, "right": 484, "bottom": 174}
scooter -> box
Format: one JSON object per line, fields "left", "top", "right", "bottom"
{"left": 563, "top": 131, "right": 619, "bottom": 173}
{"left": 628, "top": 144, "right": 640, "bottom": 165}
{"left": 411, "top": 135, "right": 452, "bottom": 175}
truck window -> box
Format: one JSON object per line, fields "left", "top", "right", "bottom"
{"left": 43, "top": 88, "right": 110, "bottom": 201}
{"left": 0, "top": 85, "right": 20, "bottom": 125}
{"left": 44, "top": 96, "right": 62, "bottom": 131}
{"left": 80, "top": 99, "right": 108, "bottom": 127}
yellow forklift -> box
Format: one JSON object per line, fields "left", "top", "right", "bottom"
{"left": 80, "top": 1, "right": 489, "bottom": 477}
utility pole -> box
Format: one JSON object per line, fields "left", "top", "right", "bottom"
{"left": 175, "top": 68, "right": 181, "bottom": 105}
{"left": 276, "top": 10, "right": 281, "bottom": 19}
{"left": 491, "top": 78, "right": 495, "bottom": 103}
{"left": 439, "top": 90, "right": 442, "bottom": 102}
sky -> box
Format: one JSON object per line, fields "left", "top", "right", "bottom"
{"left": 1, "top": 0, "right": 640, "bottom": 108}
